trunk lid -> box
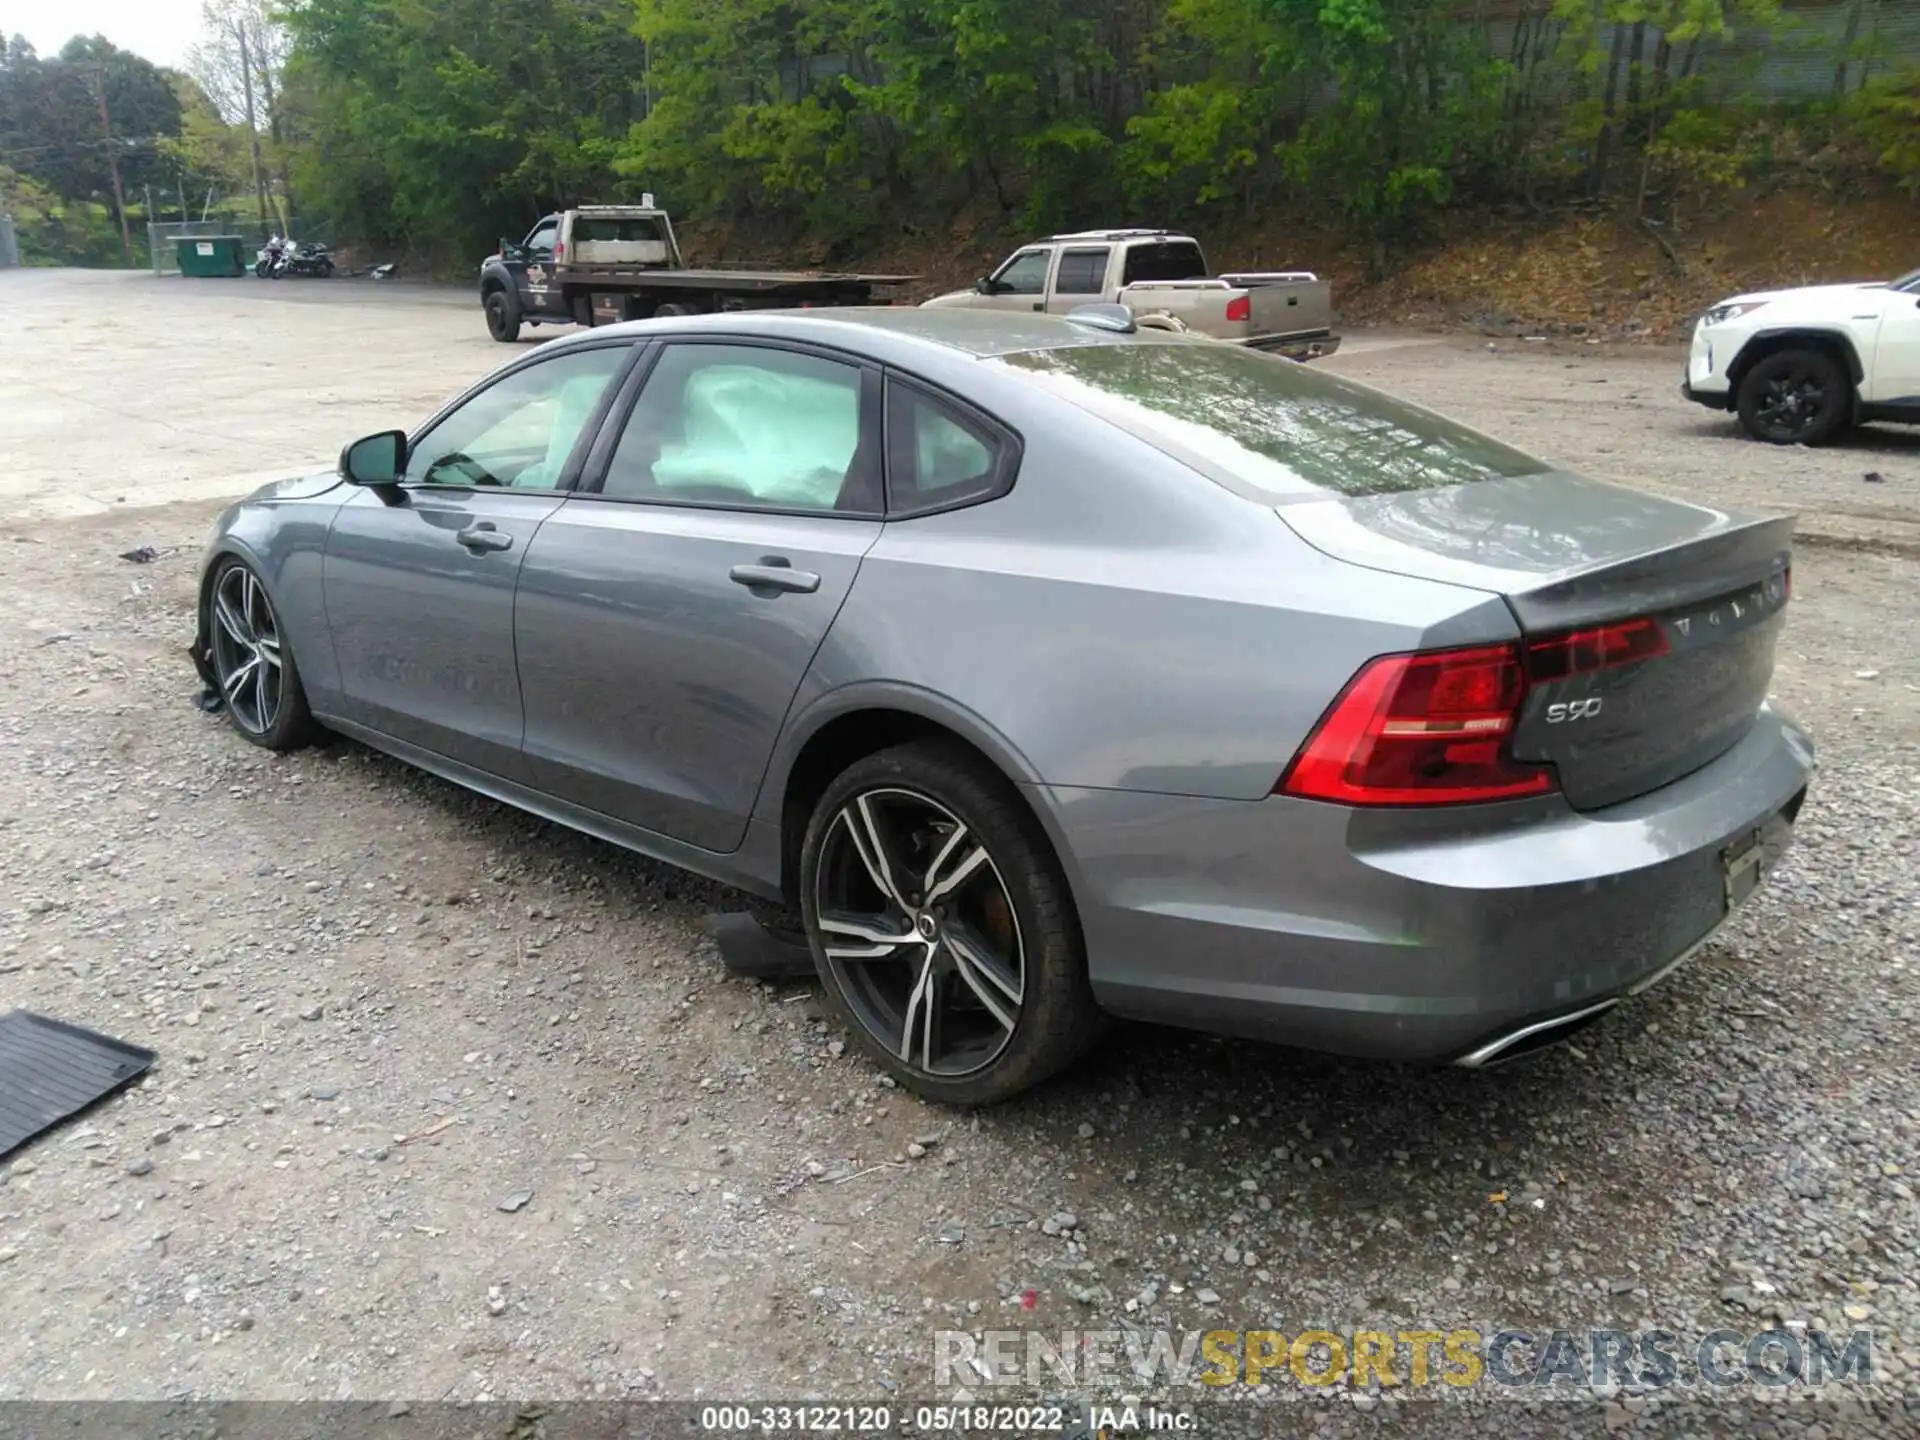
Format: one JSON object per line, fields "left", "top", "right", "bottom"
{"left": 1275, "top": 472, "right": 1793, "bottom": 811}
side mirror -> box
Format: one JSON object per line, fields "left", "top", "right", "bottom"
{"left": 341, "top": 430, "right": 406, "bottom": 485}
{"left": 974, "top": 276, "right": 996, "bottom": 295}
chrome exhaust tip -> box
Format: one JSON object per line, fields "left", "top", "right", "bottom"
{"left": 1453, "top": 998, "right": 1620, "bottom": 1069}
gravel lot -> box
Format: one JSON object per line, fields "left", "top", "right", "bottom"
{"left": 1, "top": 270, "right": 1916, "bottom": 1425}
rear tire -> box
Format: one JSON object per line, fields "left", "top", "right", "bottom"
{"left": 653, "top": 302, "right": 698, "bottom": 319}
{"left": 484, "top": 289, "right": 522, "bottom": 342}
{"left": 254, "top": 258, "right": 271, "bottom": 278}
{"left": 1736, "top": 348, "right": 1850, "bottom": 446}
{"left": 799, "top": 741, "right": 1103, "bottom": 1106}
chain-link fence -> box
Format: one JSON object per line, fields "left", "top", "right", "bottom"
{"left": 149, "top": 217, "right": 335, "bottom": 277}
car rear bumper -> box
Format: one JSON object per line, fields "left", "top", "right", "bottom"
{"left": 1039, "top": 704, "right": 1813, "bottom": 1064}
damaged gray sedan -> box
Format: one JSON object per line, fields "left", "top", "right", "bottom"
{"left": 192, "top": 307, "right": 1812, "bottom": 1104}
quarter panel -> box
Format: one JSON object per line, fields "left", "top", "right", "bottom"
{"left": 798, "top": 416, "right": 1516, "bottom": 801}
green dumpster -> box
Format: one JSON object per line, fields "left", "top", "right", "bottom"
{"left": 175, "top": 235, "right": 246, "bottom": 278}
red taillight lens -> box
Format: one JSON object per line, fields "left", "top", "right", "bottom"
{"left": 1527, "top": 617, "right": 1668, "bottom": 681}
{"left": 554, "top": 242, "right": 566, "bottom": 260}
{"left": 1279, "top": 644, "right": 1555, "bottom": 806}
{"left": 1225, "top": 294, "right": 1251, "bottom": 323}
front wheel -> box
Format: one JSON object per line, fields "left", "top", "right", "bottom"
{"left": 799, "top": 741, "right": 1103, "bottom": 1105}
{"left": 1736, "top": 348, "right": 1850, "bottom": 445}
{"left": 254, "top": 259, "right": 271, "bottom": 278}
{"left": 484, "top": 290, "right": 522, "bottom": 342}
{"left": 206, "top": 558, "right": 321, "bottom": 751}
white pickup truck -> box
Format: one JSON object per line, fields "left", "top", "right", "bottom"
{"left": 922, "top": 229, "right": 1339, "bottom": 359}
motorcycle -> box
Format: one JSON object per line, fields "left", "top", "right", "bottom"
{"left": 281, "top": 241, "right": 335, "bottom": 278}
{"left": 254, "top": 234, "right": 287, "bottom": 278}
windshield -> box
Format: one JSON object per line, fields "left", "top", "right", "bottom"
{"left": 994, "top": 342, "right": 1548, "bottom": 499}
{"left": 1890, "top": 267, "right": 1920, "bottom": 294}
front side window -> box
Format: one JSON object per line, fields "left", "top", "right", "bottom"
{"left": 886, "top": 382, "right": 1010, "bottom": 516}
{"left": 1054, "top": 248, "right": 1111, "bottom": 296}
{"left": 600, "top": 344, "right": 874, "bottom": 513}
{"left": 995, "top": 342, "right": 1547, "bottom": 499}
{"left": 405, "top": 346, "right": 629, "bottom": 490}
{"left": 993, "top": 250, "right": 1050, "bottom": 296}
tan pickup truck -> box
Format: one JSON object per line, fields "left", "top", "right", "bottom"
{"left": 922, "top": 229, "right": 1339, "bottom": 359}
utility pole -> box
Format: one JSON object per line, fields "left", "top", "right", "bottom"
{"left": 236, "top": 19, "right": 272, "bottom": 238}
{"left": 85, "top": 64, "right": 134, "bottom": 266}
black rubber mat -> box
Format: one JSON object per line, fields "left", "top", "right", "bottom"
{"left": 0, "top": 1010, "right": 156, "bottom": 1160}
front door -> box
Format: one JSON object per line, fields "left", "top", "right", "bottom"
{"left": 322, "top": 342, "right": 635, "bottom": 779}
{"left": 519, "top": 216, "right": 569, "bottom": 320}
{"left": 977, "top": 247, "right": 1053, "bottom": 314}
{"left": 515, "top": 339, "right": 884, "bottom": 851}
{"left": 1868, "top": 288, "right": 1920, "bottom": 406}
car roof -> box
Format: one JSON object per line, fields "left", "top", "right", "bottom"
{"left": 1045, "top": 228, "right": 1197, "bottom": 243}
{"left": 545, "top": 306, "right": 1205, "bottom": 361}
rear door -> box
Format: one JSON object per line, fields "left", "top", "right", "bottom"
{"left": 1044, "top": 246, "right": 1113, "bottom": 313}
{"left": 514, "top": 339, "right": 885, "bottom": 851}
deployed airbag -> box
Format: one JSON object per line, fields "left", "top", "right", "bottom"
{"left": 652, "top": 365, "right": 858, "bottom": 508}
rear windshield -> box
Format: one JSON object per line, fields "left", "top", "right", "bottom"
{"left": 1121, "top": 242, "right": 1207, "bottom": 285}
{"left": 574, "top": 216, "right": 667, "bottom": 243}
{"left": 995, "top": 342, "right": 1548, "bottom": 498}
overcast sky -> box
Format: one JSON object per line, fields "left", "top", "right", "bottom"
{"left": 8, "top": 0, "right": 205, "bottom": 69}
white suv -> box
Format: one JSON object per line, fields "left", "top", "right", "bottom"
{"left": 1682, "top": 266, "right": 1920, "bottom": 444}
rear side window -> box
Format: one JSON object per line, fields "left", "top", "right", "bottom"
{"left": 1054, "top": 248, "right": 1110, "bottom": 295}
{"left": 600, "top": 343, "right": 877, "bottom": 513}
{"left": 1121, "top": 241, "right": 1206, "bottom": 285}
{"left": 886, "top": 381, "right": 1015, "bottom": 517}
{"left": 995, "top": 343, "right": 1547, "bottom": 499}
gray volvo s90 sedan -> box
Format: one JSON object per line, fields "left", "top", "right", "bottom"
{"left": 191, "top": 308, "right": 1813, "bottom": 1104}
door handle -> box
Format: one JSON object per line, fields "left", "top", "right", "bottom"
{"left": 456, "top": 523, "right": 514, "bottom": 553}
{"left": 730, "top": 560, "right": 820, "bottom": 594}
{"left": 1032, "top": 302, "right": 1043, "bottom": 312}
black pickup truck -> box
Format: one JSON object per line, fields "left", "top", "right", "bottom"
{"left": 478, "top": 201, "right": 915, "bottom": 341}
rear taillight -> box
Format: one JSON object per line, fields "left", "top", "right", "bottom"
{"left": 1527, "top": 617, "right": 1668, "bottom": 682}
{"left": 1279, "top": 644, "right": 1554, "bottom": 806}
{"left": 1225, "top": 295, "right": 1251, "bottom": 323}
{"left": 554, "top": 242, "right": 566, "bottom": 260}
